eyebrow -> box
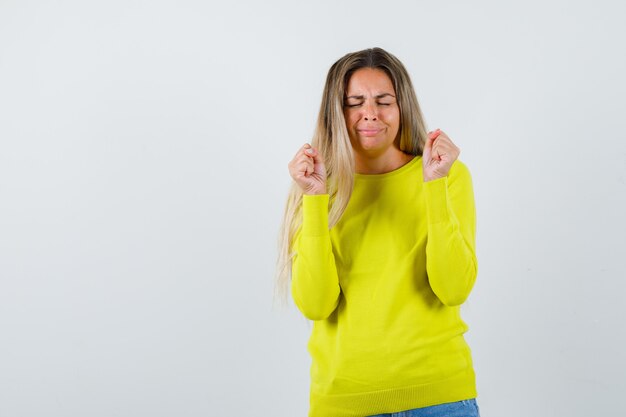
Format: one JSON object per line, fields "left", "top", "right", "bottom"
{"left": 345, "top": 93, "right": 396, "bottom": 100}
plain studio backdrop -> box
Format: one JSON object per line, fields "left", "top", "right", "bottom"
{"left": 1, "top": 0, "right": 625, "bottom": 416}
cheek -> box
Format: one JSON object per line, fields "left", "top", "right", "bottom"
{"left": 393, "top": 110, "right": 401, "bottom": 129}
{"left": 383, "top": 109, "right": 400, "bottom": 128}
{"left": 344, "top": 111, "right": 359, "bottom": 128}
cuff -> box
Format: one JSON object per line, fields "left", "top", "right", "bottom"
{"left": 302, "top": 194, "right": 330, "bottom": 236}
{"left": 424, "top": 176, "right": 450, "bottom": 224}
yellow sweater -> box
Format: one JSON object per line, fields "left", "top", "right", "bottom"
{"left": 291, "top": 155, "right": 478, "bottom": 417}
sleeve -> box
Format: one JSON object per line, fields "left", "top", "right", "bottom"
{"left": 290, "top": 194, "right": 341, "bottom": 320}
{"left": 423, "top": 160, "right": 478, "bottom": 307}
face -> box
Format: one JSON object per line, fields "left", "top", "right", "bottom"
{"left": 343, "top": 67, "right": 401, "bottom": 158}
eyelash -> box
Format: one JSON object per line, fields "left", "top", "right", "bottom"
{"left": 346, "top": 103, "right": 391, "bottom": 108}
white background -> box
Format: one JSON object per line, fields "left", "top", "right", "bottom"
{"left": 1, "top": 0, "right": 625, "bottom": 416}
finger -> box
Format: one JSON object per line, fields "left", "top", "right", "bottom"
{"left": 428, "top": 129, "right": 441, "bottom": 140}
{"left": 434, "top": 129, "right": 457, "bottom": 144}
{"left": 434, "top": 130, "right": 449, "bottom": 142}
{"left": 289, "top": 153, "right": 310, "bottom": 171}
{"left": 432, "top": 138, "right": 446, "bottom": 160}
{"left": 296, "top": 153, "right": 315, "bottom": 167}
{"left": 425, "top": 130, "right": 441, "bottom": 156}
{"left": 298, "top": 143, "right": 318, "bottom": 160}
{"left": 290, "top": 154, "right": 313, "bottom": 176}
{"left": 423, "top": 133, "right": 437, "bottom": 154}
{"left": 295, "top": 143, "right": 313, "bottom": 158}
{"left": 298, "top": 158, "right": 314, "bottom": 177}
{"left": 430, "top": 143, "right": 441, "bottom": 161}
{"left": 290, "top": 145, "right": 316, "bottom": 167}
{"left": 305, "top": 147, "right": 325, "bottom": 166}
{"left": 432, "top": 135, "right": 458, "bottom": 157}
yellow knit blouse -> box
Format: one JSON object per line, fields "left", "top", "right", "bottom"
{"left": 291, "top": 155, "right": 479, "bottom": 417}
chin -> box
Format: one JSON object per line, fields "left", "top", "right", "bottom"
{"left": 359, "top": 139, "right": 390, "bottom": 151}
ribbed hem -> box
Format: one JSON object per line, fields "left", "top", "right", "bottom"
{"left": 309, "top": 368, "right": 477, "bottom": 417}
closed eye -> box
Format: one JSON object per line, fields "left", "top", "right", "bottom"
{"left": 345, "top": 102, "right": 393, "bottom": 108}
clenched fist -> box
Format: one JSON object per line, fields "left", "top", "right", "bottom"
{"left": 422, "top": 128, "right": 460, "bottom": 182}
{"left": 288, "top": 143, "right": 327, "bottom": 195}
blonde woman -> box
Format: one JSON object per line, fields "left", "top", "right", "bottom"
{"left": 277, "top": 47, "right": 481, "bottom": 417}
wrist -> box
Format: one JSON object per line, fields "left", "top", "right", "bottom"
{"left": 423, "top": 175, "right": 444, "bottom": 183}
{"left": 304, "top": 188, "right": 327, "bottom": 195}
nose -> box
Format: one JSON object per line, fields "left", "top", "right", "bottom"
{"left": 363, "top": 101, "right": 378, "bottom": 121}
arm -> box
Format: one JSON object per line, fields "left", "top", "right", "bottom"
{"left": 291, "top": 194, "right": 341, "bottom": 320}
{"left": 424, "top": 160, "right": 478, "bottom": 306}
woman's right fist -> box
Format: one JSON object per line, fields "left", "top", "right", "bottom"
{"left": 288, "top": 143, "right": 327, "bottom": 195}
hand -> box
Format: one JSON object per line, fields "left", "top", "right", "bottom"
{"left": 422, "top": 128, "right": 460, "bottom": 182}
{"left": 288, "top": 143, "right": 327, "bottom": 195}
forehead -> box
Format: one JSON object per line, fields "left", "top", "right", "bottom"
{"left": 346, "top": 68, "right": 395, "bottom": 94}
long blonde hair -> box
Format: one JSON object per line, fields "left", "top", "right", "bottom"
{"left": 274, "top": 47, "right": 430, "bottom": 305}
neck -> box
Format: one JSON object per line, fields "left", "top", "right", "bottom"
{"left": 354, "top": 148, "right": 414, "bottom": 175}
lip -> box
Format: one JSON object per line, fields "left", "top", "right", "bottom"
{"left": 357, "top": 128, "right": 382, "bottom": 137}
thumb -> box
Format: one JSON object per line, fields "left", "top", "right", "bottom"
{"left": 306, "top": 147, "right": 325, "bottom": 165}
{"left": 428, "top": 129, "right": 441, "bottom": 141}
{"left": 423, "top": 129, "right": 441, "bottom": 154}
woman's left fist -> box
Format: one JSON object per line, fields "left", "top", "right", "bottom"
{"left": 422, "top": 128, "right": 460, "bottom": 182}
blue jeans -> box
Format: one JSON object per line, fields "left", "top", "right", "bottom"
{"left": 367, "top": 398, "right": 480, "bottom": 417}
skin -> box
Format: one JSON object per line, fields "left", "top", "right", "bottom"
{"left": 343, "top": 67, "right": 410, "bottom": 175}
{"left": 288, "top": 68, "right": 461, "bottom": 195}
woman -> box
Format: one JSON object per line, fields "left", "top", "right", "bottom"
{"left": 276, "top": 47, "right": 481, "bottom": 417}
